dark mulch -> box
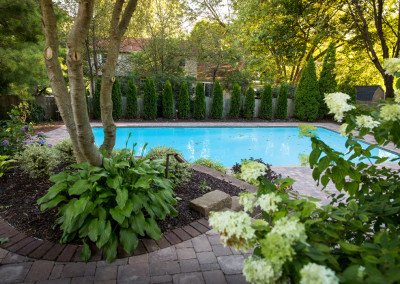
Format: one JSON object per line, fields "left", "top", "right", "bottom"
{"left": 33, "top": 121, "right": 64, "bottom": 134}
{"left": 0, "top": 164, "right": 242, "bottom": 244}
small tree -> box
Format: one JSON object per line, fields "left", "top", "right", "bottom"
{"left": 259, "top": 83, "right": 273, "bottom": 119}
{"left": 178, "top": 82, "right": 189, "bottom": 119}
{"left": 211, "top": 80, "right": 223, "bottom": 119}
{"left": 162, "top": 80, "right": 174, "bottom": 119}
{"left": 229, "top": 83, "right": 241, "bottom": 118}
{"left": 318, "top": 42, "right": 337, "bottom": 118}
{"left": 93, "top": 78, "right": 101, "bottom": 119}
{"left": 294, "top": 56, "right": 320, "bottom": 121}
{"left": 143, "top": 77, "right": 157, "bottom": 120}
{"left": 194, "top": 82, "right": 206, "bottom": 119}
{"left": 275, "top": 84, "right": 288, "bottom": 119}
{"left": 125, "top": 78, "right": 138, "bottom": 119}
{"left": 243, "top": 87, "right": 255, "bottom": 119}
{"left": 112, "top": 77, "right": 122, "bottom": 120}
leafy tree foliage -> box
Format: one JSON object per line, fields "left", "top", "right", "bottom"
{"left": 143, "top": 77, "right": 157, "bottom": 120}
{"left": 178, "top": 82, "right": 190, "bottom": 119}
{"left": 211, "top": 80, "right": 223, "bottom": 119}
{"left": 125, "top": 78, "right": 138, "bottom": 119}
{"left": 338, "top": 79, "right": 357, "bottom": 104}
{"left": 162, "top": 81, "right": 174, "bottom": 119}
{"left": 229, "top": 83, "right": 241, "bottom": 118}
{"left": 112, "top": 78, "right": 122, "bottom": 120}
{"left": 243, "top": 87, "right": 255, "bottom": 119}
{"left": 194, "top": 82, "right": 206, "bottom": 119}
{"left": 259, "top": 83, "right": 273, "bottom": 120}
{"left": 294, "top": 56, "right": 320, "bottom": 122}
{"left": 318, "top": 42, "right": 337, "bottom": 118}
{"left": 93, "top": 78, "right": 102, "bottom": 119}
{"left": 275, "top": 84, "right": 288, "bottom": 119}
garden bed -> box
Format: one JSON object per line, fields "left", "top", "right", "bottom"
{"left": 0, "top": 164, "right": 243, "bottom": 244}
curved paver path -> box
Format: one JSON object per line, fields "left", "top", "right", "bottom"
{"left": 1, "top": 122, "right": 398, "bottom": 283}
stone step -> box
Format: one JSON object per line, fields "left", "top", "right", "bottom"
{"left": 190, "top": 190, "right": 232, "bottom": 216}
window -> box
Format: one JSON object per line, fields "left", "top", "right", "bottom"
{"left": 203, "top": 82, "right": 214, "bottom": 97}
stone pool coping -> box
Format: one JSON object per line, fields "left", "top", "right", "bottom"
{"left": 0, "top": 164, "right": 256, "bottom": 262}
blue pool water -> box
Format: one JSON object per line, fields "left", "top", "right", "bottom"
{"left": 92, "top": 127, "right": 398, "bottom": 166}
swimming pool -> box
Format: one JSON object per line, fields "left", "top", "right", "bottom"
{"left": 92, "top": 127, "right": 398, "bottom": 166}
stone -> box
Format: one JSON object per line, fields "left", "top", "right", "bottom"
{"left": 117, "top": 263, "right": 150, "bottom": 279}
{"left": 0, "top": 262, "right": 32, "bottom": 283}
{"left": 25, "top": 260, "right": 54, "bottom": 281}
{"left": 217, "top": 255, "right": 244, "bottom": 275}
{"left": 172, "top": 272, "right": 204, "bottom": 284}
{"left": 196, "top": 252, "right": 217, "bottom": 265}
{"left": 149, "top": 247, "right": 177, "bottom": 263}
{"left": 212, "top": 245, "right": 232, "bottom": 257}
{"left": 192, "top": 235, "right": 212, "bottom": 252}
{"left": 94, "top": 265, "right": 117, "bottom": 282}
{"left": 176, "top": 247, "right": 196, "bottom": 260}
{"left": 190, "top": 190, "right": 232, "bottom": 216}
{"left": 225, "top": 274, "right": 249, "bottom": 284}
{"left": 149, "top": 260, "right": 180, "bottom": 276}
{"left": 151, "top": 274, "right": 172, "bottom": 283}
{"left": 230, "top": 196, "right": 243, "bottom": 212}
{"left": 179, "top": 259, "right": 200, "bottom": 273}
{"left": 203, "top": 270, "right": 227, "bottom": 284}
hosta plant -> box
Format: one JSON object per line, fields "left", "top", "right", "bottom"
{"left": 38, "top": 145, "right": 178, "bottom": 263}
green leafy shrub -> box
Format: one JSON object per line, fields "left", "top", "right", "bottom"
{"left": 243, "top": 87, "right": 255, "bottom": 119}
{"left": 93, "top": 78, "right": 101, "bottom": 119}
{"left": 194, "top": 82, "right": 206, "bottom": 119}
{"left": 259, "top": 83, "right": 273, "bottom": 120}
{"left": 210, "top": 87, "right": 400, "bottom": 283}
{"left": 318, "top": 42, "right": 337, "bottom": 118}
{"left": 0, "top": 156, "right": 17, "bottom": 178}
{"left": 178, "top": 82, "right": 190, "bottom": 119}
{"left": 194, "top": 158, "right": 225, "bottom": 173}
{"left": 143, "top": 78, "right": 157, "bottom": 120}
{"left": 294, "top": 56, "right": 320, "bottom": 121}
{"left": 125, "top": 78, "right": 138, "bottom": 119}
{"left": 233, "top": 160, "right": 267, "bottom": 186}
{"left": 38, "top": 147, "right": 177, "bottom": 263}
{"left": 162, "top": 81, "right": 174, "bottom": 119}
{"left": 54, "top": 138, "right": 76, "bottom": 165}
{"left": 27, "top": 101, "right": 46, "bottom": 123}
{"left": 112, "top": 78, "right": 122, "bottom": 120}
{"left": 145, "top": 146, "right": 191, "bottom": 185}
{"left": 275, "top": 84, "right": 288, "bottom": 119}
{"left": 16, "top": 143, "right": 59, "bottom": 178}
{"left": 338, "top": 78, "right": 357, "bottom": 104}
{"left": 211, "top": 80, "right": 223, "bottom": 119}
{"left": 229, "top": 83, "right": 242, "bottom": 118}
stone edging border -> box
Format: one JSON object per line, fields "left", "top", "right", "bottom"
{"left": 0, "top": 163, "right": 254, "bottom": 263}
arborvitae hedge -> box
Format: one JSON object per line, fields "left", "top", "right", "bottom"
{"left": 143, "top": 77, "right": 157, "bottom": 120}
{"left": 243, "top": 87, "right": 255, "bottom": 119}
{"left": 93, "top": 78, "right": 101, "bottom": 119}
{"left": 211, "top": 80, "right": 223, "bottom": 119}
{"left": 162, "top": 80, "right": 174, "bottom": 119}
{"left": 318, "top": 42, "right": 337, "bottom": 118}
{"left": 178, "top": 82, "right": 190, "bottom": 119}
{"left": 194, "top": 82, "right": 206, "bottom": 119}
{"left": 229, "top": 83, "right": 241, "bottom": 118}
{"left": 275, "top": 84, "right": 288, "bottom": 119}
{"left": 294, "top": 56, "right": 320, "bottom": 121}
{"left": 338, "top": 79, "right": 357, "bottom": 103}
{"left": 112, "top": 77, "right": 122, "bottom": 120}
{"left": 259, "top": 83, "right": 273, "bottom": 119}
{"left": 125, "top": 78, "right": 138, "bottom": 119}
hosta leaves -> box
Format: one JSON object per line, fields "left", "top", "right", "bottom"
{"left": 37, "top": 182, "right": 67, "bottom": 204}
{"left": 120, "top": 228, "right": 138, "bottom": 254}
{"left": 130, "top": 211, "right": 145, "bottom": 236}
{"left": 97, "top": 221, "right": 112, "bottom": 248}
{"left": 80, "top": 242, "right": 91, "bottom": 262}
{"left": 110, "top": 207, "right": 125, "bottom": 224}
{"left": 116, "top": 188, "right": 128, "bottom": 209}
{"left": 69, "top": 179, "right": 91, "bottom": 195}
{"left": 49, "top": 171, "right": 70, "bottom": 183}
{"left": 106, "top": 176, "right": 122, "bottom": 189}
{"left": 144, "top": 218, "right": 162, "bottom": 240}
{"left": 40, "top": 195, "right": 67, "bottom": 211}
{"left": 104, "top": 233, "right": 118, "bottom": 263}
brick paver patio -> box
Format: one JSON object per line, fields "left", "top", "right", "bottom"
{"left": 0, "top": 122, "right": 398, "bottom": 283}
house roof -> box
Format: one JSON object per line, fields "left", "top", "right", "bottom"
{"left": 354, "top": 85, "right": 383, "bottom": 101}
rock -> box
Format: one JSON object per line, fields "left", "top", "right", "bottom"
{"left": 230, "top": 196, "right": 242, "bottom": 212}
{"left": 190, "top": 190, "right": 232, "bottom": 216}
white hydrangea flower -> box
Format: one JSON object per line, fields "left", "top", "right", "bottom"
{"left": 240, "top": 161, "right": 267, "bottom": 185}
{"left": 339, "top": 123, "right": 350, "bottom": 137}
{"left": 239, "top": 192, "right": 257, "bottom": 213}
{"left": 357, "top": 266, "right": 366, "bottom": 279}
{"left": 355, "top": 115, "right": 380, "bottom": 129}
{"left": 271, "top": 216, "right": 307, "bottom": 243}
{"left": 256, "top": 192, "right": 282, "bottom": 213}
{"left": 380, "top": 104, "right": 400, "bottom": 122}
{"left": 382, "top": 58, "right": 400, "bottom": 76}
{"left": 395, "top": 89, "right": 400, "bottom": 103}
{"left": 300, "top": 263, "right": 339, "bottom": 284}
{"left": 324, "top": 92, "right": 355, "bottom": 122}
{"left": 209, "top": 211, "right": 256, "bottom": 251}
{"left": 243, "top": 256, "right": 282, "bottom": 284}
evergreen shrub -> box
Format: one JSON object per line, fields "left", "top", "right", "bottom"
{"left": 178, "top": 82, "right": 190, "bottom": 119}
{"left": 125, "top": 78, "right": 138, "bottom": 119}
{"left": 275, "top": 84, "right": 288, "bottom": 119}
{"left": 143, "top": 77, "right": 157, "bottom": 120}
{"left": 243, "top": 87, "right": 255, "bottom": 119}
{"left": 162, "top": 81, "right": 174, "bottom": 119}
{"left": 194, "top": 82, "right": 206, "bottom": 119}
{"left": 112, "top": 78, "right": 122, "bottom": 120}
{"left": 259, "top": 83, "right": 273, "bottom": 120}
{"left": 211, "top": 80, "right": 223, "bottom": 119}
{"left": 229, "top": 83, "right": 241, "bottom": 118}
{"left": 318, "top": 42, "right": 337, "bottom": 118}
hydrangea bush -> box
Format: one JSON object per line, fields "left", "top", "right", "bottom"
{"left": 210, "top": 78, "right": 400, "bottom": 283}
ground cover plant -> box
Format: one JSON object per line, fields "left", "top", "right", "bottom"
{"left": 210, "top": 80, "right": 400, "bottom": 283}
{"left": 194, "top": 158, "right": 225, "bottom": 173}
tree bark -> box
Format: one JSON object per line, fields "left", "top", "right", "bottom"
{"left": 40, "top": 0, "right": 86, "bottom": 163}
